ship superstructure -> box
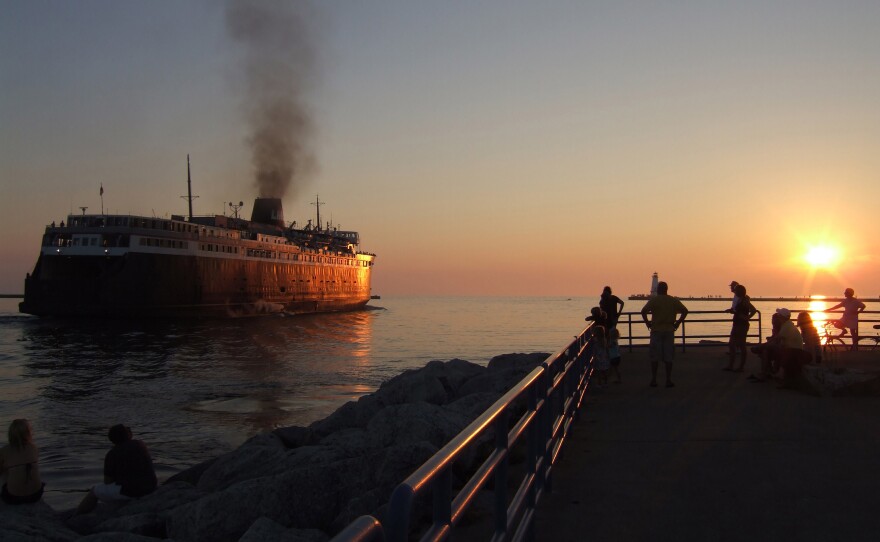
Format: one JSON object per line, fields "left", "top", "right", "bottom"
{"left": 20, "top": 197, "right": 375, "bottom": 317}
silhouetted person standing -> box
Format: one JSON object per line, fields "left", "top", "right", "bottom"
{"left": 724, "top": 284, "right": 756, "bottom": 372}
{"left": 599, "top": 286, "right": 625, "bottom": 330}
{"left": 641, "top": 281, "right": 688, "bottom": 387}
{"left": 725, "top": 280, "right": 740, "bottom": 313}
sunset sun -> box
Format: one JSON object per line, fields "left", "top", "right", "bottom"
{"left": 804, "top": 245, "right": 841, "bottom": 269}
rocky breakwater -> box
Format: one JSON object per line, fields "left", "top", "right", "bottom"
{"left": 799, "top": 350, "right": 880, "bottom": 396}
{"left": 1, "top": 353, "right": 549, "bottom": 541}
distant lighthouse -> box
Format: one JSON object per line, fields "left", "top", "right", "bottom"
{"left": 650, "top": 272, "right": 659, "bottom": 297}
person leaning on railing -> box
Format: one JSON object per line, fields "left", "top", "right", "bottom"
{"left": 825, "top": 288, "right": 866, "bottom": 351}
{"left": 599, "top": 286, "right": 625, "bottom": 330}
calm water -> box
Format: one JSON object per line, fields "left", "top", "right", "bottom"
{"left": 0, "top": 295, "right": 593, "bottom": 509}
{"left": 0, "top": 295, "right": 875, "bottom": 510}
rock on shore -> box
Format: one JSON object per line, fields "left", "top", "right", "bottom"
{"left": 0, "top": 353, "right": 548, "bottom": 542}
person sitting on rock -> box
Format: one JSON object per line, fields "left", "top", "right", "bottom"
{"left": 75, "top": 424, "right": 157, "bottom": 515}
{"left": 1, "top": 419, "right": 45, "bottom": 505}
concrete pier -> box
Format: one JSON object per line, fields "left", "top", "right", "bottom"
{"left": 533, "top": 346, "right": 880, "bottom": 542}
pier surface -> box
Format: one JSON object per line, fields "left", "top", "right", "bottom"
{"left": 533, "top": 346, "right": 880, "bottom": 542}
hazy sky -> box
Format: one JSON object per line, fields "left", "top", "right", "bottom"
{"left": 2, "top": 1, "right": 878, "bottom": 298}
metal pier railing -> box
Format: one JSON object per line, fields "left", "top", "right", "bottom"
{"left": 332, "top": 308, "right": 880, "bottom": 541}
{"left": 332, "top": 324, "right": 596, "bottom": 542}
{"left": 615, "top": 309, "right": 764, "bottom": 353}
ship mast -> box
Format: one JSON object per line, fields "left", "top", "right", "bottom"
{"left": 311, "top": 194, "right": 324, "bottom": 232}
{"left": 181, "top": 154, "right": 199, "bottom": 221}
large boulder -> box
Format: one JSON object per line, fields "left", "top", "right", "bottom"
{"left": 164, "top": 456, "right": 218, "bottom": 486}
{"left": 308, "top": 395, "right": 383, "bottom": 436}
{"left": 330, "top": 441, "right": 438, "bottom": 533}
{"left": 446, "top": 392, "right": 501, "bottom": 421}
{"left": 366, "top": 402, "right": 472, "bottom": 449}
{"left": 167, "top": 455, "right": 374, "bottom": 541}
{"left": 310, "top": 359, "right": 489, "bottom": 437}
{"left": 317, "top": 428, "right": 375, "bottom": 457}
{"left": 273, "top": 426, "right": 317, "bottom": 449}
{"left": 238, "top": 517, "right": 329, "bottom": 542}
{"left": 459, "top": 353, "right": 547, "bottom": 396}
{"left": 0, "top": 500, "right": 79, "bottom": 542}
{"left": 487, "top": 352, "right": 550, "bottom": 374}
{"left": 802, "top": 364, "right": 880, "bottom": 396}
{"left": 196, "top": 442, "right": 291, "bottom": 493}
{"left": 67, "top": 480, "right": 205, "bottom": 537}
{"left": 78, "top": 533, "right": 168, "bottom": 542}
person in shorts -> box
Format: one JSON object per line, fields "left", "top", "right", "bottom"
{"left": 825, "top": 288, "right": 866, "bottom": 351}
{"left": 75, "top": 424, "right": 157, "bottom": 515}
{"left": 640, "top": 281, "right": 688, "bottom": 388}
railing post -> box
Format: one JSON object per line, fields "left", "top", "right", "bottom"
{"left": 332, "top": 516, "right": 385, "bottom": 542}
{"left": 494, "top": 409, "right": 510, "bottom": 537}
{"left": 680, "top": 321, "right": 686, "bottom": 353}
{"left": 627, "top": 314, "right": 634, "bottom": 353}
{"left": 385, "top": 485, "right": 415, "bottom": 542}
{"left": 758, "top": 310, "right": 763, "bottom": 344}
{"left": 527, "top": 382, "right": 539, "bottom": 511}
{"left": 434, "top": 467, "right": 452, "bottom": 533}
{"left": 540, "top": 365, "right": 553, "bottom": 493}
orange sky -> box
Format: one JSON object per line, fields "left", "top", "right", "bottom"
{"left": 2, "top": 2, "right": 878, "bottom": 298}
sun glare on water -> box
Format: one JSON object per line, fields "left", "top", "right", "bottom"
{"left": 804, "top": 245, "right": 841, "bottom": 269}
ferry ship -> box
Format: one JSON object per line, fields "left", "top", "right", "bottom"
{"left": 19, "top": 194, "right": 376, "bottom": 318}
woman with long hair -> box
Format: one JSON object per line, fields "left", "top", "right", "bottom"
{"left": 0, "top": 419, "right": 44, "bottom": 504}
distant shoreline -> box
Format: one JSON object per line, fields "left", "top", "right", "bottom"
{"left": 629, "top": 296, "right": 880, "bottom": 302}
{"left": 0, "top": 294, "right": 23, "bottom": 298}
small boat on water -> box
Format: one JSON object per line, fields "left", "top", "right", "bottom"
{"left": 20, "top": 175, "right": 376, "bottom": 317}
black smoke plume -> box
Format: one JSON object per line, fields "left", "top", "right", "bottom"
{"left": 226, "top": 0, "right": 317, "bottom": 199}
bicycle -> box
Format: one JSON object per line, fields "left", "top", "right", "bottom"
{"left": 820, "top": 320, "right": 848, "bottom": 354}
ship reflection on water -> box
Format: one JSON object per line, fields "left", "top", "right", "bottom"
{"left": 14, "top": 308, "right": 379, "bottom": 509}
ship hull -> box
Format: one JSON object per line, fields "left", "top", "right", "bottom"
{"left": 21, "top": 252, "right": 372, "bottom": 318}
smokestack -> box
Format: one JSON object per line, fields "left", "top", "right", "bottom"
{"left": 226, "top": 0, "right": 318, "bottom": 200}
{"left": 250, "top": 197, "right": 285, "bottom": 228}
